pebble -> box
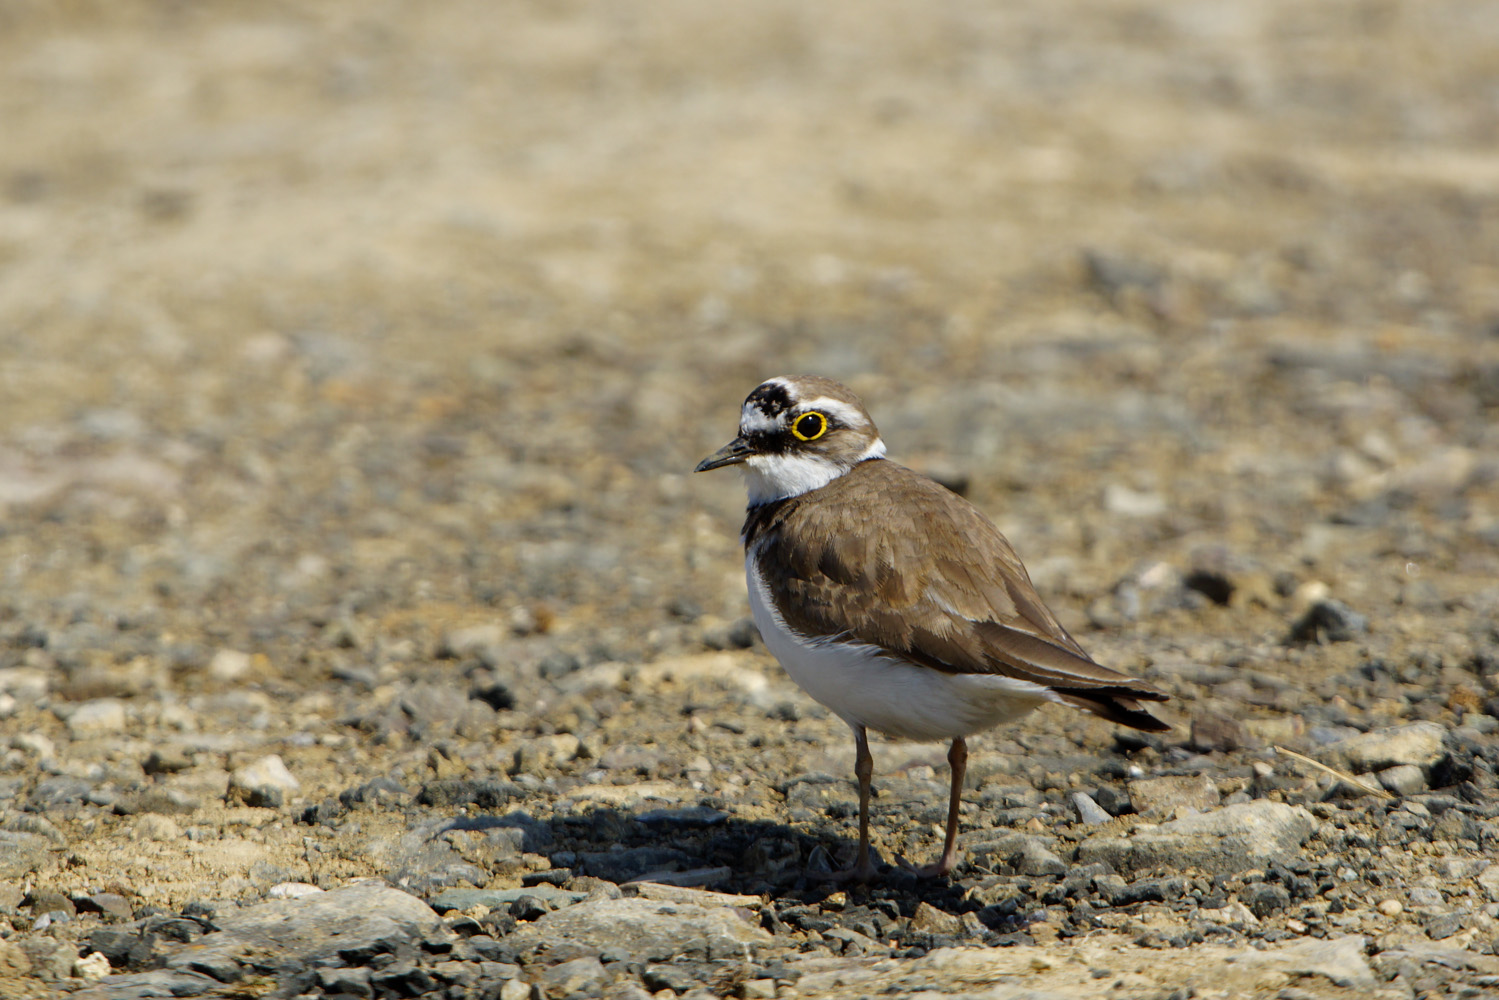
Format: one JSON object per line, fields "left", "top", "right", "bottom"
{"left": 1379, "top": 899, "right": 1404, "bottom": 916}
{"left": 135, "top": 815, "right": 182, "bottom": 842}
{"left": 1071, "top": 791, "right": 1113, "bottom": 825}
{"left": 1323, "top": 721, "right": 1447, "bottom": 775}
{"left": 1127, "top": 774, "right": 1221, "bottom": 819}
{"left": 72, "top": 951, "right": 112, "bottom": 980}
{"left": 1288, "top": 599, "right": 1369, "bottom": 644}
{"left": 1378, "top": 763, "right": 1428, "bottom": 795}
{"left": 206, "top": 648, "right": 254, "bottom": 682}
{"left": 227, "top": 754, "right": 301, "bottom": 808}
{"left": 65, "top": 699, "right": 128, "bottom": 736}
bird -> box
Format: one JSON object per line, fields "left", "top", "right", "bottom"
{"left": 695, "top": 375, "right": 1169, "bottom": 880}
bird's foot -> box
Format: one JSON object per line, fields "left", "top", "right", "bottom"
{"left": 895, "top": 852, "right": 959, "bottom": 879}
{"left": 805, "top": 845, "right": 880, "bottom": 883}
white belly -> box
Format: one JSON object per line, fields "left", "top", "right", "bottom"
{"left": 745, "top": 555, "right": 1055, "bottom": 741}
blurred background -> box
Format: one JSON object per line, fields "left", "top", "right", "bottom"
{"left": 1, "top": 1, "right": 1496, "bottom": 735}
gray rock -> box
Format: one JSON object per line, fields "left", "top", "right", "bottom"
{"left": 503, "top": 897, "right": 771, "bottom": 963}
{"left": 1288, "top": 599, "right": 1368, "bottom": 644}
{"left": 1071, "top": 791, "right": 1113, "bottom": 825}
{"left": 27, "top": 776, "right": 94, "bottom": 812}
{"left": 1078, "top": 801, "right": 1316, "bottom": 875}
{"left": 0, "top": 831, "right": 52, "bottom": 879}
{"left": 1323, "top": 721, "right": 1446, "bottom": 776}
{"left": 64, "top": 698, "right": 128, "bottom": 736}
{"left": 161, "top": 881, "right": 440, "bottom": 980}
{"left": 966, "top": 834, "right": 1066, "bottom": 876}
{"left": 538, "top": 956, "right": 608, "bottom": 995}
{"left": 226, "top": 754, "right": 300, "bottom": 808}
{"left": 429, "top": 885, "right": 588, "bottom": 913}
{"left": 1127, "top": 774, "right": 1220, "bottom": 819}
{"left": 1378, "top": 763, "right": 1427, "bottom": 795}
{"left": 86, "top": 969, "right": 226, "bottom": 999}
{"left": 1230, "top": 934, "right": 1375, "bottom": 990}
{"left": 1242, "top": 882, "right": 1291, "bottom": 918}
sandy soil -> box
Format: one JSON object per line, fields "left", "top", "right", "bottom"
{"left": 1, "top": 1, "right": 1498, "bottom": 996}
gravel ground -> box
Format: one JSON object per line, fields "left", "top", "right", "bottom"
{"left": 2, "top": 2, "right": 1499, "bottom": 998}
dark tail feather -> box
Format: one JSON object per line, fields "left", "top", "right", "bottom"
{"left": 1055, "top": 691, "right": 1171, "bottom": 733}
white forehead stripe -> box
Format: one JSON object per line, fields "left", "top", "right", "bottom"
{"left": 799, "top": 397, "right": 869, "bottom": 429}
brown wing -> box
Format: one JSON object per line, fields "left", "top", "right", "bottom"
{"left": 748, "top": 460, "right": 1169, "bottom": 731}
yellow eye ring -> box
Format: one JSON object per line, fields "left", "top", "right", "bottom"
{"left": 791, "top": 411, "right": 829, "bottom": 442}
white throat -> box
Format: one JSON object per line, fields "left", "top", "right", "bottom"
{"left": 740, "top": 438, "right": 885, "bottom": 505}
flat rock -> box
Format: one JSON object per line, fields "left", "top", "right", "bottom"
{"left": 1323, "top": 722, "right": 1447, "bottom": 775}
{"left": 503, "top": 897, "right": 772, "bottom": 963}
{"left": 428, "top": 885, "right": 588, "bottom": 913}
{"left": 227, "top": 754, "right": 301, "bottom": 808}
{"left": 1127, "top": 774, "right": 1221, "bottom": 819}
{"left": 0, "top": 831, "right": 53, "bottom": 879}
{"left": 1078, "top": 801, "right": 1316, "bottom": 875}
{"left": 1225, "top": 934, "right": 1375, "bottom": 990}
{"left": 156, "top": 881, "right": 440, "bottom": 981}
{"left": 65, "top": 699, "right": 128, "bottom": 736}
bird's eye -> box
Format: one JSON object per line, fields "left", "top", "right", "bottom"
{"left": 791, "top": 411, "right": 829, "bottom": 441}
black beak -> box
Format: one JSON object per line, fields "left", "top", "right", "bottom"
{"left": 694, "top": 436, "right": 754, "bottom": 472}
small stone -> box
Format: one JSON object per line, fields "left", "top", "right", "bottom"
{"left": 266, "top": 882, "right": 323, "bottom": 899}
{"left": 315, "top": 966, "right": 373, "bottom": 995}
{"left": 136, "top": 815, "right": 182, "bottom": 842}
{"left": 1288, "top": 599, "right": 1368, "bottom": 644}
{"left": 207, "top": 649, "right": 253, "bottom": 682}
{"left": 437, "top": 625, "right": 505, "bottom": 659}
{"left": 72, "top": 951, "right": 111, "bottom": 980}
{"left": 1189, "top": 711, "right": 1251, "bottom": 753}
{"left": 1103, "top": 484, "right": 1167, "bottom": 518}
{"left": 1127, "top": 774, "right": 1220, "bottom": 819}
{"left": 86, "top": 892, "right": 134, "bottom": 920}
{"left": 538, "top": 956, "right": 606, "bottom": 996}
{"left": 65, "top": 699, "right": 128, "bottom": 736}
{"left": 1423, "top": 911, "right": 1464, "bottom": 940}
{"left": 741, "top": 979, "right": 777, "bottom": 999}
{"left": 1323, "top": 722, "right": 1446, "bottom": 776}
{"left": 1071, "top": 791, "right": 1112, "bottom": 825}
{"left": 11, "top": 732, "right": 55, "bottom": 759}
{"left": 142, "top": 748, "right": 193, "bottom": 775}
{"left": 1476, "top": 864, "right": 1499, "bottom": 902}
{"left": 1243, "top": 882, "right": 1291, "bottom": 918}
{"left": 911, "top": 901, "right": 964, "bottom": 935}
{"left": 227, "top": 754, "right": 301, "bottom": 808}
{"left": 1377, "top": 764, "right": 1426, "bottom": 795}
{"left": 499, "top": 980, "right": 532, "bottom": 1000}
{"left": 1377, "top": 899, "right": 1402, "bottom": 916}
